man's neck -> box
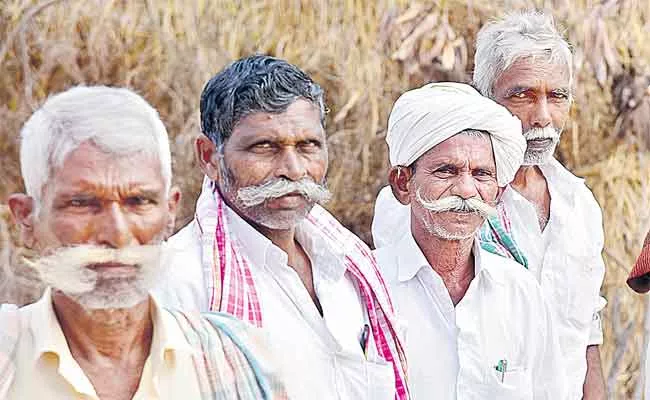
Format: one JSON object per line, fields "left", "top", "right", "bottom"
{"left": 52, "top": 292, "right": 153, "bottom": 364}
{"left": 413, "top": 228, "right": 475, "bottom": 306}
{"left": 258, "top": 224, "right": 322, "bottom": 315}
{"left": 258, "top": 225, "right": 298, "bottom": 255}
{"left": 511, "top": 164, "right": 545, "bottom": 190}
{"left": 510, "top": 165, "right": 552, "bottom": 231}
{"left": 51, "top": 292, "right": 153, "bottom": 400}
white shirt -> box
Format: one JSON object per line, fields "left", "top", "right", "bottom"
{"left": 155, "top": 206, "right": 395, "bottom": 400}
{"left": 502, "top": 158, "right": 606, "bottom": 399}
{"left": 8, "top": 290, "right": 201, "bottom": 400}
{"left": 374, "top": 233, "right": 567, "bottom": 400}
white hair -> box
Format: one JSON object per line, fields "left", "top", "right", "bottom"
{"left": 472, "top": 10, "right": 573, "bottom": 99}
{"left": 19, "top": 86, "right": 172, "bottom": 204}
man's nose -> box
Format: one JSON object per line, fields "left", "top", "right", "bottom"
{"left": 95, "top": 203, "right": 137, "bottom": 248}
{"left": 450, "top": 173, "right": 479, "bottom": 200}
{"left": 530, "top": 97, "right": 552, "bottom": 129}
{"left": 276, "top": 149, "right": 307, "bottom": 181}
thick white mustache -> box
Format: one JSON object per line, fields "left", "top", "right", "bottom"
{"left": 237, "top": 177, "right": 332, "bottom": 207}
{"left": 524, "top": 126, "right": 561, "bottom": 141}
{"left": 23, "top": 244, "right": 164, "bottom": 296}
{"left": 415, "top": 190, "right": 497, "bottom": 219}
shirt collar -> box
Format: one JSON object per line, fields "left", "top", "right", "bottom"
{"left": 396, "top": 233, "right": 497, "bottom": 284}
{"left": 224, "top": 202, "right": 349, "bottom": 284}
{"left": 503, "top": 157, "right": 582, "bottom": 229}
{"left": 396, "top": 233, "right": 430, "bottom": 282}
{"left": 31, "top": 289, "right": 192, "bottom": 393}
{"left": 538, "top": 157, "right": 584, "bottom": 186}
{"left": 149, "top": 294, "right": 194, "bottom": 362}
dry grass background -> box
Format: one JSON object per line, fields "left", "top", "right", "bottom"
{"left": 1, "top": 0, "right": 650, "bottom": 397}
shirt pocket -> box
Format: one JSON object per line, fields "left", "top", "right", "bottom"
{"left": 486, "top": 365, "right": 533, "bottom": 400}
{"left": 365, "top": 359, "right": 396, "bottom": 400}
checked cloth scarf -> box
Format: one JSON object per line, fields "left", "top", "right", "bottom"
{"left": 194, "top": 177, "right": 409, "bottom": 400}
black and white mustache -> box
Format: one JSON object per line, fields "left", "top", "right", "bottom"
{"left": 237, "top": 177, "right": 332, "bottom": 207}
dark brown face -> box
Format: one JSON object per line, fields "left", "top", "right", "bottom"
{"left": 390, "top": 134, "right": 499, "bottom": 241}
{"left": 493, "top": 57, "right": 571, "bottom": 164}
{"left": 9, "top": 141, "right": 180, "bottom": 255}
{"left": 198, "top": 99, "right": 328, "bottom": 231}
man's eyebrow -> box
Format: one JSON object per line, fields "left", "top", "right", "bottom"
{"left": 551, "top": 87, "right": 570, "bottom": 96}
{"left": 124, "top": 188, "right": 162, "bottom": 198}
{"left": 504, "top": 86, "right": 530, "bottom": 97}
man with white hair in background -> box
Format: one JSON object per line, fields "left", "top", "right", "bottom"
{"left": 155, "top": 55, "right": 408, "bottom": 400}
{"left": 1, "top": 86, "right": 287, "bottom": 399}
{"left": 473, "top": 11, "right": 607, "bottom": 399}
{"left": 372, "top": 82, "right": 567, "bottom": 399}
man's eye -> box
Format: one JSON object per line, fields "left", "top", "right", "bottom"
{"left": 251, "top": 141, "right": 274, "bottom": 150}
{"left": 512, "top": 92, "right": 527, "bottom": 99}
{"left": 69, "top": 198, "right": 96, "bottom": 207}
{"left": 551, "top": 91, "right": 569, "bottom": 100}
{"left": 300, "top": 140, "right": 321, "bottom": 151}
{"left": 125, "top": 196, "right": 153, "bottom": 207}
{"left": 474, "top": 170, "right": 495, "bottom": 180}
{"left": 434, "top": 166, "right": 456, "bottom": 176}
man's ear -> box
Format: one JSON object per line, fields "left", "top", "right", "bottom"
{"left": 195, "top": 136, "right": 222, "bottom": 182}
{"left": 388, "top": 166, "right": 414, "bottom": 205}
{"left": 7, "top": 193, "right": 36, "bottom": 248}
{"left": 165, "top": 186, "right": 182, "bottom": 237}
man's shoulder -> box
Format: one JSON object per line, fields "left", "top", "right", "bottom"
{"left": 372, "top": 244, "right": 400, "bottom": 284}
{"left": 164, "top": 309, "right": 287, "bottom": 398}
{"left": 545, "top": 159, "right": 602, "bottom": 212}
{"left": 154, "top": 220, "right": 207, "bottom": 311}
{"left": 480, "top": 250, "right": 549, "bottom": 313}
{"left": 168, "top": 220, "right": 201, "bottom": 252}
{"left": 480, "top": 249, "right": 540, "bottom": 289}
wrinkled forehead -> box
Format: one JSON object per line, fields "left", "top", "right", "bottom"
{"left": 45, "top": 142, "right": 165, "bottom": 198}
{"left": 229, "top": 99, "right": 325, "bottom": 143}
{"left": 414, "top": 132, "right": 495, "bottom": 168}
{"left": 497, "top": 56, "right": 571, "bottom": 93}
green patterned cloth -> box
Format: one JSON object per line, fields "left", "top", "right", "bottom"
{"left": 478, "top": 214, "right": 528, "bottom": 269}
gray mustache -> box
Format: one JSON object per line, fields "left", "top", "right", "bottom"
{"left": 415, "top": 190, "right": 497, "bottom": 219}
{"left": 524, "top": 126, "right": 561, "bottom": 141}
{"left": 237, "top": 177, "right": 332, "bottom": 207}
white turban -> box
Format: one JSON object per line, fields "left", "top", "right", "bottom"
{"left": 372, "top": 82, "right": 526, "bottom": 248}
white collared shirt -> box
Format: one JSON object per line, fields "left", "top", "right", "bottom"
{"left": 502, "top": 158, "right": 606, "bottom": 399}
{"left": 155, "top": 205, "right": 395, "bottom": 400}
{"left": 374, "top": 233, "right": 567, "bottom": 400}
{"left": 7, "top": 290, "right": 201, "bottom": 400}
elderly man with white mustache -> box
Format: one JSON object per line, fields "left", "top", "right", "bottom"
{"left": 1, "top": 86, "right": 287, "bottom": 399}
{"left": 473, "top": 11, "right": 608, "bottom": 399}
{"left": 154, "top": 55, "right": 408, "bottom": 400}
{"left": 372, "top": 82, "right": 567, "bottom": 399}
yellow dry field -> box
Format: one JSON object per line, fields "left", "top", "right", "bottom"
{"left": 1, "top": 0, "right": 649, "bottom": 397}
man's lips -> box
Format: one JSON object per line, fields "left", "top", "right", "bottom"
{"left": 265, "top": 192, "right": 307, "bottom": 209}
{"left": 87, "top": 262, "right": 138, "bottom": 277}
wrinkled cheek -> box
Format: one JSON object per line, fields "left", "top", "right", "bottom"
{"left": 132, "top": 213, "right": 170, "bottom": 244}
{"left": 478, "top": 186, "right": 499, "bottom": 206}
{"left": 43, "top": 217, "right": 91, "bottom": 247}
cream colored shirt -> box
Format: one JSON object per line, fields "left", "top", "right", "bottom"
{"left": 7, "top": 290, "right": 202, "bottom": 400}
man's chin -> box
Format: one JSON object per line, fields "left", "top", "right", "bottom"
{"left": 243, "top": 203, "right": 315, "bottom": 231}
{"left": 69, "top": 288, "right": 149, "bottom": 310}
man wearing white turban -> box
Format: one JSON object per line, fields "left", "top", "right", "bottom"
{"left": 372, "top": 82, "right": 567, "bottom": 399}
